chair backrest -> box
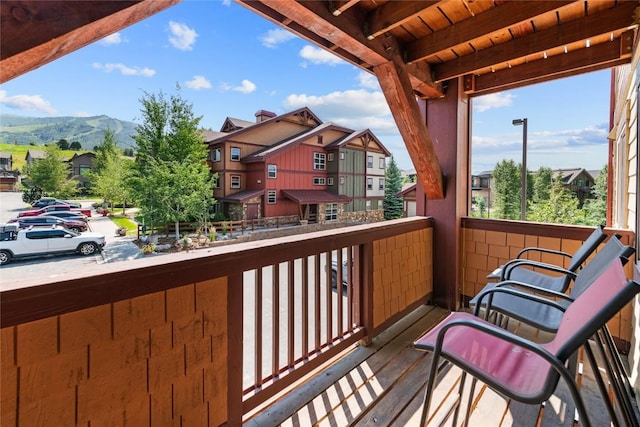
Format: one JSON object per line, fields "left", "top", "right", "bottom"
{"left": 548, "top": 258, "right": 639, "bottom": 361}
{"left": 567, "top": 224, "right": 607, "bottom": 272}
{"left": 571, "top": 234, "right": 636, "bottom": 299}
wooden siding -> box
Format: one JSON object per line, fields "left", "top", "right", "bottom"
{"left": 373, "top": 227, "right": 433, "bottom": 329}
{"left": 1, "top": 278, "right": 229, "bottom": 426}
{"left": 460, "top": 218, "right": 636, "bottom": 348}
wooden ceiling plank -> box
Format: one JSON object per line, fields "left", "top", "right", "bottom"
{"left": 405, "top": 1, "right": 574, "bottom": 63}
{"left": 328, "top": 0, "right": 359, "bottom": 17}
{"left": 238, "top": 0, "right": 443, "bottom": 98}
{"left": 365, "top": 1, "right": 439, "bottom": 40}
{"left": 468, "top": 33, "right": 634, "bottom": 94}
{"left": 373, "top": 60, "right": 445, "bottom": 199}
{"left": 433, "top": 1, "right": 638, "bottom": 82}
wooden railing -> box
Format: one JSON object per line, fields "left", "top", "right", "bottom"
{"left": 0, "top": 217, "right": 434, "bottom": 425}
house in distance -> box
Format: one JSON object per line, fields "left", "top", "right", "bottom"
{"left": 205, "top": 107, "right": 390, "bottom": 224}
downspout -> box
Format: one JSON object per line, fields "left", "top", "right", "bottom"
{"left": 607, "top": 68, "right": 615, "bottom": 227}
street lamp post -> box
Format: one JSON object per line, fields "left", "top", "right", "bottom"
{"left": 512, "top": 118, "right": 528, "bottom": 220}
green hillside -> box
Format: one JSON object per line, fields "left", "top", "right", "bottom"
{"left": 0, "top": 143, "right": 89, "bottom": 172}
{"left": 0, "top": 114, "right": 137, "bottom": 150}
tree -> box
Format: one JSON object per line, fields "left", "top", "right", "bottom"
{"left": 90, "top": 130, "right": 132, "bottom": 213}
{"left": 492, "top": 159, "right": 521, "bottom": 219}
{"left": 473, "top": 195, "right": 487, "bottom": 218}
{"left": 383, "top": 156, "right": 404, "bottom": 220}
{"left": 123, "top": 148, "right": 135, "bottom": 157}
{"left": 56, "top": 139, "right": 69, "bottom": 150}
{"left": 22, "top": 146, "right": 76, "bottom": 197}
{"left": 70, "top": 141, "right": 82, "bottom": 150}
{"left": 130, "top": 88, "right": 215, "bottom": 238}
{"left": 528, "top": 177, "right": 580, "bottom": 224}
{"left": 582, "top": 165, "right": 607, "bottom": 226}
{"left": 532, "top": 166, "right": 553, "bottom": 202}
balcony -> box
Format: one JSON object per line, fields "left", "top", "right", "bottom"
{"left": 1, "top": 217, "right": 636, "bottom": 425}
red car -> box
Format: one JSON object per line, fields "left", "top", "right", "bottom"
{"left": 18, "top": 204, "right": 92, "bottom": 218}
{"left": 8, "top": 216, "right": 88, "bottom": 233}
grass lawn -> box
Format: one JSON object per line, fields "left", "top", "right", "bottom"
{"left": 110, "top": 215, "right": 138, "bottom": 236}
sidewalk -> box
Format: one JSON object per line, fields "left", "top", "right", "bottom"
{"left": 88, "top": 214, "right": 142, "bottom": 263}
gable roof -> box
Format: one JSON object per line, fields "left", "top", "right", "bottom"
{"left": 0, "top": 152, "right": 12, "bottom": 160}
{"left": 328, "top": 129, "right": 392, "bottom": 156}
{"left": 220, "top": 117, "right": 256, "bottom": 133}
{"left": 554, "top": 168, "right": 594, "bottom": 185}
{"left": 205, "top": 107, "right": 323, "bottom": 145}
{"left": 25, "top": 149, "right": 46, "bottom": 160}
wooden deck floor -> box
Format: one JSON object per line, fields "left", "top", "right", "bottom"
{"left": 246, "top": 305, "right": 637, "bottom": 427}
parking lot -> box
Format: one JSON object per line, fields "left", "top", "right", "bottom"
{"left": 0, "top": 192, "right": 141, "bottom": 284}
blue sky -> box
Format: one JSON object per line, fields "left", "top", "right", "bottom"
{"left": 0, "top": 0, "right": 611, "bottom": 174}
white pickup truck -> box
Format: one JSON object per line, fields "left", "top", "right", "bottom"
{"left": 0, "top": 225, "right": 106, "bottom": 265}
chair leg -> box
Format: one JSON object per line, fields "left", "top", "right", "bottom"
{"left": 421, "top": 350, "right": 444, "bottom": 427}
{"left": 463, "top": 377, "right": 479, "bottom": 426}
{"left": 555, "top": 357, "right": 593, "bottom": 427}
{"left": 452, "top": 371, "right": 468, "bottom": 427}
{"left": 582, "top": 339, "right": 622, "bottom": 426}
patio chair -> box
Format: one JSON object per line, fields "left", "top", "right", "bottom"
{"left": 471, "top": 236, "right": 637, "bottom": 426}
{"left": 487, "top": 224, "right": 606, "bottom": 294}
{"left": 414, "top": 259, "right": 639, "bottom": 427}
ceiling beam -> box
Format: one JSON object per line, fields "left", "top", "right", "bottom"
{"left": 405, "top": 1, "right": 574, "bottom": 63}
{"left": 0, "top": 0, "right": 179, "bottom": 84}
{"left": 328, "top": 0, "right": 358, "bottom": 17}
{"left": 432, "top": 1, "right": 638, "bottom": 82}
{"left": 374, "top": 60, "right": 445, "bottom": 199}
{"left": 238, "top": 0, "right": 443, "bottom": 99}
{"left": 364, "top": 1, "right": 440, "bottom": 40}
{"left": 465, "top": 31, "right": 635, "bottom": 95}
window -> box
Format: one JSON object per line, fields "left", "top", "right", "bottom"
{"left": 79, "top": 165, "right": 91, "bottom": 176}
{"left": 379, "top": 178, "right": 385, "bottom": 190}
{"left": 230, "top": 147, "right": 241, "bottom": 161}
{"left": 325, "top": 203, "right": 338, "bottom": 221}
{"left": 212, "top": 175, "right": 220, "bottom": 188}
{"left": 211, "top": 148, "right": 221, "bottom": 162}
{"left": 328, "top": 177, "right": 334, "bottom": 186}
{"left": 379, "top": 158, "right": 385, "bottom": 169}
{"left": 366, "top": 200, "right": 372, "bottom": 211}
{"left": 339, "top": 176, "right": 345, "bottom": 185}
{"left": 230, "top": 175, "right": 241, "bottom": 189}
{"left": 268, "top": 164, "right": 277, "bottom": 178}
{"left": 328, "top": 153, "right": 334, "bottom": 161}
{"left": 367, "top": 177, "right": 373, "bottom": 190}
{"left": 267, "top": 190, "right": 277, "bottom": 204}
{"left": 313, "top": 177, "right": 326, "bottom": 185}
{"left": 340, "top": 152, "right": 345, "bottom": 160}
{"left": 314, "top": 152, "right": 326, "bottom": 170}
{"left": 367, "top": 156, "right": 374, "bottom": 168}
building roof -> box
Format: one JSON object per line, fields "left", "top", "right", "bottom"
{"left": 25, "top": 149, "right": 46, "bottom": 160}
{"left": 328, "top": 129, "right": 392, "bottom": 156}
{"left": 553, "top": 168, "right": 594, "bottom": 185}
{"left": 0, "top": 152, "right": 12, "bottom": 159}
{"left": 396, "top": 183, "right": 417, "bottom": 198}
{"left": 217, "top": 189, "right": 264, "bottom": 203}
{"left": 220, "top": 117, "right": 256, "bottom": 132}
{"left": 281, "top": 190, "right": 352, "bottom": 204}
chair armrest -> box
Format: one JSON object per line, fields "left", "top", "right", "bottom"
{"left": 472, "top": 284, "right": 571, "bottom": 318}
{"left": 491, "top": 279, "right": 575, "bottom": 300}
{"left": 516, "top": 246, "right": 572, "bottom": 260}
{"left": 502, "top": 259, "right": 577, "bottom": 280}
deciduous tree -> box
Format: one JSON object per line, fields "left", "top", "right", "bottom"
{"left": 22, "top": 146, "right": 76, "bottom": 197}
{"left": 582, "top": 165, "right": 607, "bottom": 225}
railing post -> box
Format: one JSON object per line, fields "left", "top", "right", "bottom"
{"left": 359, "top": 242, "right": 374, "bottom": 346}
{"left": 227, "top": 273, "right": 243, "bottom": 425}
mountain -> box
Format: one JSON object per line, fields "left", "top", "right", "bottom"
{"left": 0, "top": 114, "right": 137, "bottom": 149}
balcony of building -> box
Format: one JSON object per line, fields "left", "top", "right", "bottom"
{"left": 2, "top": 217, "right": 637, "bottom": 426}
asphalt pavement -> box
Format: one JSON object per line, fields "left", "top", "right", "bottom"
{"left": 87, "top": 213, "right": 143, "bottom": 263}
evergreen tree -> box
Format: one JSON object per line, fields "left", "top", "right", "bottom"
{"left": 492, "top": 159, "right": 521, "bottom": 219}
{"left": 582, "top": 165, "right": 607, "bottom": 225}
{"left": 130, "top": 87, "right": 215, "bottom": 237}
{"left": 383, "top": 156, "right": 404, "bottom": 219}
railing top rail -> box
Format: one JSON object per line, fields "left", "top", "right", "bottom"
{"left": 1, "top": 217, "right": 432, "bottom": 327}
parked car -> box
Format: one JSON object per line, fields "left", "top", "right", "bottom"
{"left": 18, "top": 204, "right": 92, "bottom": 218}
{"left": 8, "top": 216, "right": 88, "bottom": 233}
{"left": 37, "top": 211, "right": 89, "bottom": 222}
{"left": 330, "top": 259, "right": 349, "bottom": 288}
{"left": 0, "top": 226, "right": 105, "bottom": 266}
{"left": 32, "top": 197, "right": 82, "bottom": 208}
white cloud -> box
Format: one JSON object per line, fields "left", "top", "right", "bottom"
{"left": 101, "top": 32, "right": 123, "bottom": 45}
{"left": 473, "top": 93, "right": 515, "bottom": 112}
{"left": 299, "top": 45, "right": 344, "bottom": 66}
{"left": 284, "top": 89, "right": 396, "bottom": 134}
{"left": 357, "top": 71, "right": 379, "bottom": 89}
{"left": 260, "top": 29, "right": 296, "bottom": 48}
{"left": 184, "top": 75, "right": 212, "bottom": 90}
{"left": 168, "top": 21, "right": 198, "bottom": 51}
{"left": 0, "top": 90, "right": 57, "bottom": 115}
{"left": 92, "top": 62, "right": 156, "bottom": 77}
{"left": 220, "top": 79, "right": 257, "bottom": 94}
